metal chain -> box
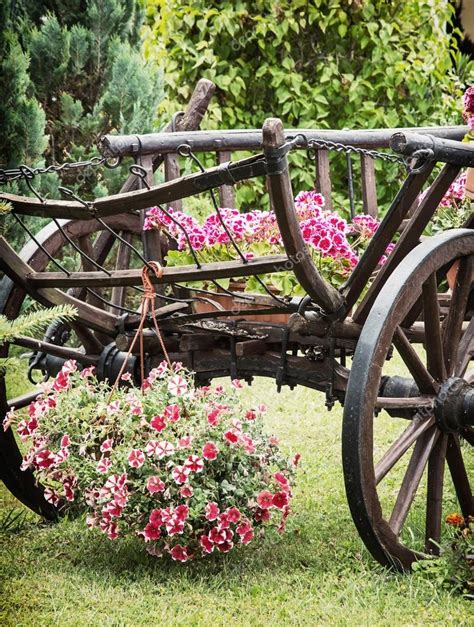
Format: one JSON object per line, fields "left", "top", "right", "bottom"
{"left": 299, "top": 136, "right": 407, "bottom": 166}
{"left": 0, "top": 156, "right": 121, "bottom": 185}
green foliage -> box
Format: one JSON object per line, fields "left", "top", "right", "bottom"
{"left": 1, "top": 1, "right": 164, "bottom": 202}
{"left": 144, "top": 0, "right": 474, "bottom": 209}
{"left": 413, "top": 523, "right": 474, "bottom": 600}
{"left": 0, "top": 304, "right": 77, "bottom": 345}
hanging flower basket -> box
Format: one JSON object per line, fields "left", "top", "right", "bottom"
{"left": 6, "top": 264, "right": 299, "bottom": 563}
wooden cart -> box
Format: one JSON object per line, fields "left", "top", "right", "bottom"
{"left": 0, "top": 84, "right": 472, "bottom": 570}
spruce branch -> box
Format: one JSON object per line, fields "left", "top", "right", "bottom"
{"left": 0, "top": 304, "right": 77, "bottom": 345}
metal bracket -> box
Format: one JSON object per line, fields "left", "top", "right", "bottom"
{"left": 276, "top": 327, "right": 290, "bottom": 392}
{"left": 325, "top": 336, "right": 336, "bottom": 410}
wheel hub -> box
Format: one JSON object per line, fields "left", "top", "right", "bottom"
{"left": 434, "top": 377, "right": 474, "bottom": 433}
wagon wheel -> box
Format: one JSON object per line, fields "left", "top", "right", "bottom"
{"left": 343, "top": 228, "right": 474, "bottom": 570}
{"left": 0, "top": 213, "right": 145, "bottom": 517}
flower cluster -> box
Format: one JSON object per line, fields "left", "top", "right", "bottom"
{"left": 144, "top": 190, "right": 394, "bottom": 293}
{"left": 463, "top": 85, "right": 474, "bottom": 134}
{"left": 5, "top": 360, "right": 299, "bottom": 562}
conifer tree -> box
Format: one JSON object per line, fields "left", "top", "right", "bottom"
{"left": 2, "top": 0, "right": 164, "bottom": 199}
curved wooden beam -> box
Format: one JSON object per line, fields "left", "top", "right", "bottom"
{"left": 262, "top": 118, "right": 345, "bottom": 316}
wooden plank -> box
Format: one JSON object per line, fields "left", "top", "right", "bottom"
{"left": 164, "top": 153, "right": 182, "bottom": 210}
{"left": 180, "top": 334, "right": 217, "bottom": 351}
{"left": 218, "top": 151, "right": 235, "bottom": 208}
{"left": 0, "top": 153, "right": 268, "bottom": 220}
{"left": 315, "top": 149, "right": 332, "bottom": 211}
{"left": 140, "top": 154, "right": 164, "bottom": 263}
{"left": 235, "top": 339, "right": 267, "bottom": 357}
{"left": 360, "top": 154, "right": 377, "bottom": 217}
{"left": 27, "top": 254, "right": 290, "bottom": 288}
{"left": 353, "top": 162, "right": 461, "bottom": 323}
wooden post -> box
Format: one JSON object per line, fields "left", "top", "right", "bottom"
{"left": 118, "top": 79, "right": 216, "bottom": 195}
{"left": 217, "top": 151, "right": 235, "bottom": 208}
{"left": 360, "top": 154, "right": 378, "bottom": 217}
{"left": 315, "top": 149, "right": 332, "bottom": 210}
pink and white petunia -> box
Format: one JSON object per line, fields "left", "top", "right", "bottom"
{"left": 147, "top": 476, "right": 166, "bottom": 493}
{"left": 97, "top": 457, "right": 112, "bottom": 474}
{"left": 205, "top": 501, "right": 219, "bottom": 521}
{"left": 100, "top": 438, "right": 114, "bottom": 453}
{"left": 164, "top": 404, "right": 180, "bottom": 422}
{"left": 172, "top": 465, "right": 190, "bottom": 485}
{"left": 128, "top": 449, "right": 145, "bottom": 468}
{"left": 44, "top": 487, "right": 60, "bottom": 506}
{"left": 184, "top": 455, "right": 204, "bottom": 473}
{"left": 167, "top": 375, "right": 188, "bottom": 397}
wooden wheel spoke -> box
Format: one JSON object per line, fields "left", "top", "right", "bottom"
{"left": 374, "top": 396, "right": 434, "bottom": 411}
{"left": 375, "top": 415, "right": 434, "bottom": 485}
{"left": 422, "top": 273, "right": 446, "bottom": 382}
{"left": 455, "top": 316, "right": 474, "bottom": 377}
{"left": 446, "top": 435, "right": 474, "bottom": 517}
{"left": 389, "top": 426, "right": 440, "bottom": 536}
{"left": 425, "top": 433, "right": 448, "bottom": 554}
{"left": 443, "top": 256, "right": 474, "bottom": 376}
{"left": 394, "top": 327, "right": 437, "bottom": 394}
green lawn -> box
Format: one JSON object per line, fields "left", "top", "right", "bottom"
{"left": 0, "top": 373, "right": 472, "bottom": 626}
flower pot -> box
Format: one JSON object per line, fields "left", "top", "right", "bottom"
{"left": 190, "top": 282, "right": 290, "bottom": 323}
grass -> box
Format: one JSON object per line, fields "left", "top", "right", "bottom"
{"left": 0, "top": 371, "right": 472, "bottom": 625}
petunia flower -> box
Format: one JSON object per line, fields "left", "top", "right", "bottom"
{"left": 128, "top": 449, "right": 145, "bottom": 468}
{"left": 172, "top": 465, "right": 191, "bottom": 485}
{"left": 202, "top": 441, "right": 219, "bottom": 460}
{"left": 147, "top": 476, "right": 166, "bottom": 493}
{"left": 168, "top": 375, "right": 188, "bottom": 397}
{"left": 257, "top": 490, "right": 274, "bottom": 509}
{"left": 184, "top": 455, "right": 204, "bottom": 473}
{"left": 169, "top": 545, "right": 191, "bottom": 562}
{"left": 205, "top": 502, "right": 219, "bottom": 521}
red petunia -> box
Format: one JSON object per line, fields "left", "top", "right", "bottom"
{"left": 202, "top": 441, "right": 219, "bottom": 460}
{"left": 143, "top": 522, "right": 161, "bottom": 541}
{"left": 150, "top": 415, "right": 167, "bottom": 432}
{"left": 224, "top": 430, "right": 239, "bottom": 444}
{"left": 226, "top": 507, "right": 241, "bottom": 523}
{"left": 257, "top": 490, "right": 274, "bottom": 509}
{"left": 169, "top": 544, "right": 191, "bottom": 562}
{"left": 205, "top": 502, "right": 219, "bottom": 521}
{"left": 147, "top": 476, "right": 166, "bottom": 493}
{"left": 200, "top": 534, "right": 214, "bottom": 554}
{"left": 272, "top": 491, "right": 289, "bottom": 510}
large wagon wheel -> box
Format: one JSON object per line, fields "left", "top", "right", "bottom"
{"left": 343, "top": 228, "right": 474, "bottom": 570}
{"left": 0, "top": 214, "right": 145, "bottom": 517}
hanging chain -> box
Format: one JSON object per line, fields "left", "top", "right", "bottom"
{"left": 0, "top": 156, "right": 121, "bottom": 185}
{"left": 300, "top": 136, "right": 407, "bottom": 166}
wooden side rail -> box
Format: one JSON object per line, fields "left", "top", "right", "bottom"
{"left": 26, "top": 254, "right": 290, "bottom": 288}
